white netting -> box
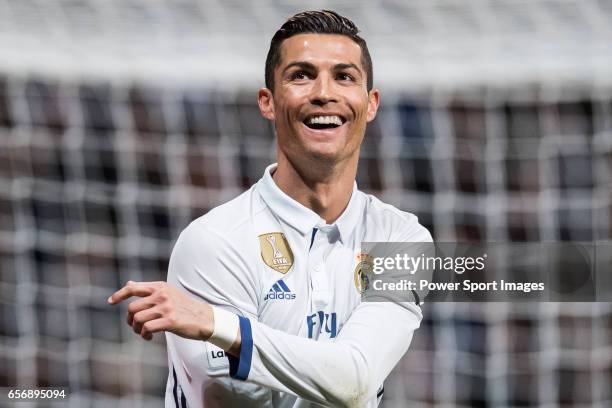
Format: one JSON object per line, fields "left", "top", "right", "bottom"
{"left": 1, "top": 1, "right": 611, "bottom": 407}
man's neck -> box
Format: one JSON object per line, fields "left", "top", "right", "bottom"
{"left": 272, "top": 154, "right": 357, "bottom": 224}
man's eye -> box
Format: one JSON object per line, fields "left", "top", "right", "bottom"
{"left": 337, "top": 73, "right": 355, "bottom": 82}
{"left": 291, "top": 71, "right": 310, "bottom": 80}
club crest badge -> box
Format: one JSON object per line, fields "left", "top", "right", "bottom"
{"left": 354, "top": 251, "right": 374, "bottom": 294}
{"left": 259, "top": 233, "right": 294, "bottom": 274}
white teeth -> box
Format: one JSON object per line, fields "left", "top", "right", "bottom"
{"left": 306, "top": 115, "right": 343, "bottom": 126}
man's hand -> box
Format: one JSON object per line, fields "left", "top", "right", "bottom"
{"left": 107, "top": 281, "right": 214, "bottom": 341}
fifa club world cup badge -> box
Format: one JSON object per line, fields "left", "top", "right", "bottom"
{"left": 259, "top": 233, "right": 294, "bottom": 274}
{"left": 354, "top": 251, "right": 374, "bottom": 294}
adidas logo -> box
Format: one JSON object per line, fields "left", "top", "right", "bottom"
{"left": 264, "top": 280, "right": 296, "bottom": 301}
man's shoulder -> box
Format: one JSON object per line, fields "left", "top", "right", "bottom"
{"left": 361, "top": 192, "right": 433, "bottom": 242}
{"left": 186, "top": 185, "right": 267, "bottom": 237}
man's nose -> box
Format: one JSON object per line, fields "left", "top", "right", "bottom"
{"left": 310, "top": 74, "right": 338, "bottom": 105}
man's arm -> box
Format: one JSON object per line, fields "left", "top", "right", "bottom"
{"left": 109, "top": 221, "right": 262, "bottom": 408}
{"left": 108, "top": 281, "right": 419, "bottom": 407}
{"left": 108, "top": 221, "right": 430, "bottom": 407}
{"left": 230, "top": 301, "right": 420, "bottom": 407}
{"left": 223, "top": 222, "right": 432, "bottom": 406}
{"left": 222, "top": 237, "right": 430, "bottom": 406}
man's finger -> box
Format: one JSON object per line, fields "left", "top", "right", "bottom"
{"left": 131, "top": 307, "right": 164, "bottom": 335}
{"left": 126, "top": 296, "right": 157, "bottom": 326}
{"left": 140, "top": 317, "right": 172, "bottom": 341}
{"left": 107, "top": 281, "right": 156, "bottom": 304}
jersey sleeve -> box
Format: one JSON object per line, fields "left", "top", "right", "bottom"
{"left": 228, "top": 301, "right": 420, "bottom": 407}
{"left": 226, "top": 220, "right": 433, "bottom": 407}
{"left": 165, "top": 220, "right": 261, "bottom": 408}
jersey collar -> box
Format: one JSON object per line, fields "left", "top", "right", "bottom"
{"left": 257, "top": 163, "right": 363, "bottom": 243}
{"left": 332, "top": 182, "right": 363, "bottom": 243}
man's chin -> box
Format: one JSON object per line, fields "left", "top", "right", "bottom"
{"left": 304, "top": 146, "right": 344, "bottom": 162}
{"left": 285, "top": 147, "right": 342, "bottom": 166}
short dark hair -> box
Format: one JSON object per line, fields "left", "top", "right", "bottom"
{"left": 265, "top": 10, "right": 373, "bottom": 92}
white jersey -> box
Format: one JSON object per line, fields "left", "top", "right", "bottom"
{"left": 165, "top": 163, "right": 432, "bottom": 408}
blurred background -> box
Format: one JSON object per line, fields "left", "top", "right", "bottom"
{"left": 1, "top": 0, "right": 611, "bottom": 407}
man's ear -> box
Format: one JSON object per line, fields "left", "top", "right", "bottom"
{"left": 366, "top": 89, "right": 380, "bottom": 122}
{"left": 258, "top": 88, "right": 275, "bottom": 121}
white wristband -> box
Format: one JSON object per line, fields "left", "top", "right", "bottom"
{"left": 208, "top": 306, "right": 240, "bottom": 351}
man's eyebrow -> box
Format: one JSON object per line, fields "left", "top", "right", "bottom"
{"left": 282, "top": 61, "right": 363, "bottom": 75}
{"left": 334, "top": 63, "right": 362, "bottom": 74}
{"left": 282, "top": 61, "right": 316, "bottom": 73}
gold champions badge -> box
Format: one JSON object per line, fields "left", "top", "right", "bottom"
{"left": 354, "top": 251, "right": 374, "bottom": 294}
{"left": 259, "top": 233, "right": 294, "bottom": 274}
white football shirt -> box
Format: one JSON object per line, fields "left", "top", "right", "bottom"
{"left": 165, "top": 163, "right": 432, "bottom": 408}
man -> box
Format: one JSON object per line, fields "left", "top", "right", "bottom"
{"left": 109, "top": 10, "right": 432, "bottom": 408}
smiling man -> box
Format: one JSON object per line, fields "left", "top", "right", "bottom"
{"left": 109, "top": 10, "right": 431, "bottom": 408}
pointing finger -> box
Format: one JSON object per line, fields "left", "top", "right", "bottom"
{"left": 107, "top": 281, "right": 156, "bottom": 305}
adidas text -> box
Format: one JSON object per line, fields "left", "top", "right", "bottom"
{"left": 264, "top": 292, "right": 296, "bottom": 300}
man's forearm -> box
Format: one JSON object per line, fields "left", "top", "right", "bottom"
{"left": 221, "top": 302, "right": 421, "bottom": 407}
{"left": 109, "top": 280, "right": 420, "bottom": 407}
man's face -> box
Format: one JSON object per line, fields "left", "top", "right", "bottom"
{"left": 259, "top": 34, "right": 379, "bottom": 164}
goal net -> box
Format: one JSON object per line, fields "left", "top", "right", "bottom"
{"left": 1, "top": 0, "right": 611, "bottom": 406}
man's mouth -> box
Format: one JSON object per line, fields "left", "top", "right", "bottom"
{"left": 303, "top": 115, "right": 346, "bottom": 130}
